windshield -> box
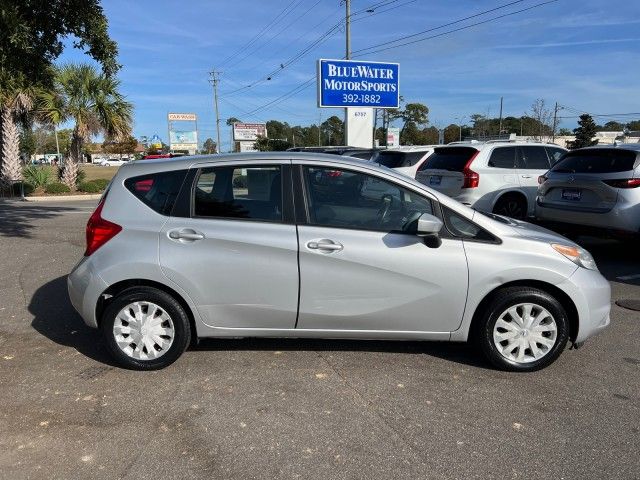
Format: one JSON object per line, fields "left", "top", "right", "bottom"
{"left": 419, "top": 147, "right": 478, "bottom": 171}
{"left": 550, "top": 149, "right": 637, "bottom": 174}
{"left": 373, "top": 151, "right": 426, "bottom": 168}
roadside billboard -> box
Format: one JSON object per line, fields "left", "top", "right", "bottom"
{"left": 168, "top": 113, "right": 198, "bottom": 154}
{"left": 233, "top": 123, "right": 267, "bottom": 141}
{"left": 317, "top": 59, "right": 400, "bottom": 109}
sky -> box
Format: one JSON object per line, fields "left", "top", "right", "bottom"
{"left": 58, "top": 0, "right": 640, "bottom": 150}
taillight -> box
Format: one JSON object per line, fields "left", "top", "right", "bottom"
{"left": 538, "top": 175, "right": 547, "bottom": 185}
{"left": 326, "top": 170, "right": 342, "bottom": 178}
{"left": 462, "top": 151, "right": 480, "bottom": 188}
{"left": 603, "top": 178, "right": 640, "bottom": 188}
{"left": 134, "top": 179, "right": 154, "bottom": 192}
{"left": 85, "top": 197, "right": 122, "bottom": 256}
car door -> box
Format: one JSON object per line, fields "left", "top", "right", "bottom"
{"left": 295, "top": 164, "right": 468, "bottom": 333}
{"left": 516, "top": 146, "right": 552, "bottom": 215}
{"left": 159, "top": 161, "right": 299, "bottom": 329}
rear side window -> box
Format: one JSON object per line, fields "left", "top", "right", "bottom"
{"left": 488, "top": 147, "right": 516, "bottom": 168}
{"left": 551, "top": 149, "right": 638, "bottom": 174}
{"left": 518, "top": 146, "right": 550, "bottom": 169}
{"left": 374, "top": 151, "right": 425, "bottom": 168}
{"left": 545, "top": 147, "right": 566, "bottom": 164}
{"left": 194, "top": 165, "right": 282, "bottom": 222}
{"left": 419, "top": 147, "right": 478, "bottom": 171}
{"left": 124, "top": 170, "right": 188, "bottom": 215}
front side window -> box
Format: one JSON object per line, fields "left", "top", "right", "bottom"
{"left": 488, "top": 147, "right": 516, "bottom": 169}
{"left": 194, "top": 165, "right": 282, "bottom": 221}
{"left": 518, "top": 146, "right": 550, "bottom": 169}
{"left": 303, "top": 167, "right": 433, "bottom": 233}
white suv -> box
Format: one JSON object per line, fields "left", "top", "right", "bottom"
{"left": 415, "top": 141, "right": 567, "bottom": 219}
{"left": 370, "top": 145, "right": 437, "bottom": 178}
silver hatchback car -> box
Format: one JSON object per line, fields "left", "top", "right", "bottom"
{"left": 68, "top": 153, "right": 610, "bottom": 371}
{"left": 536, "top": 144, "right": 640, "bottom": 236}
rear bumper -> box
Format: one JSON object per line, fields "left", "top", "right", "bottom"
{"left": 536, "top": 198, "right": 640, "bottom": 234}
{"left": 556, "top": 267, "right": 611, "bottom": 344}
{"left": 67, "top": 257, "right": 108, "bottom": 328}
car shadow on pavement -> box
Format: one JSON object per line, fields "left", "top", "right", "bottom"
{"left": 193, "top": 337, "right": 490, "bottom": 369}
{"left": 30, "top": 275, "right": 117, "bottom": 366}
{"left": 0, "top": 201, "right": 78, "bottom": 238}
{"left": 29, "top": 276, "right": 488, "bottom": 369}
{"left": 575, "top": 236, "right": 640, "bottom": 287}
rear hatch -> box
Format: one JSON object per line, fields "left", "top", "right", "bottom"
{"left": 415, "top": 147, "right": 478, "bottom": 197}
{"left": 538, "top": 148, "right": 638, "bottom": 213}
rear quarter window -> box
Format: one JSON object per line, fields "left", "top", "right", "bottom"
{"left": 124, "top": 170, "right": 188, "bottom": 215}
{"left": 551, "top": 149, "right": 638, "bottom": 174}
{"left": 374, "top": 151, "right": 425, "bottom": 168}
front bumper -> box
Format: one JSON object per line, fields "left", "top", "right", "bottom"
{"left": 557, "top": 266, "right": 611, "bottom": 343}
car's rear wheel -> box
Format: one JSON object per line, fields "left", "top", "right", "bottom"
{"left": 101, "top": 287, "right": 191, "bottom": 370}
{"left": 475, "top": 287, "right": 569, "bottom": 371}
{"left": 493, "top": 194, "right": 527, "bottom": 219}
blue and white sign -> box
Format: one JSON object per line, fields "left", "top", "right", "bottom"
{"left": 317, "top": 59, "right": 399, "bottom": 109}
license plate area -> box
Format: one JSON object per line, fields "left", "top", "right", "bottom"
{"left": 561, "top": 188, "right": 581, "bottom": 201}
{"left": 429, "top": 175, "right": 442, "bottom": 186}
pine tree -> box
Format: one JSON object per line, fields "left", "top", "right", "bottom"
{"left": 569, "top": 114, "right": 598, "bottom": 149}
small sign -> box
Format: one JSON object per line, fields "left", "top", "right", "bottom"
{"left": 317, "top": 59, "right": 399, "bottom": 109}
{"left": 168, "top": 113, "right": 197, "bottom": 121}
{"left": 387, "top": 127, "right": 400, "bottom": 147}
{"left": 233, "top": 123, "right": 267, "bottom": 141}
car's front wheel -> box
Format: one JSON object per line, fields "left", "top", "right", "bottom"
{"left": 476, "top": 287, "right": 569, "bottom": 371}
{"left": 101, "top": 286, "right": 191, "bottom": 370}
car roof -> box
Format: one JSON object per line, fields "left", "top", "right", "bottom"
{"left": 436, "top": 141, "right": 566, "bottom": 150}
{"left": 572, "top": 143, "right": 640, "bottom": 152}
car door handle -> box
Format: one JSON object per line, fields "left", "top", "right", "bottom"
{"left": 307, "top": 240, "right": 343, "bottom": 252}
{"left": 169, "top": 229, "right": 205, "bottom": 241}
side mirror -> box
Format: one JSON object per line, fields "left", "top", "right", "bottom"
{"left": 417, "top": 213, "right": 443, "bottom": 248}
{"left": 416, "top": 213, "right": 443, "bottom": 236}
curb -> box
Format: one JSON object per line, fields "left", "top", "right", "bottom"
{"left": 22, "top": 194, "right": 102, "bottom": 202}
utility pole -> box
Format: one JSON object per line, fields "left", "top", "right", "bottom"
{"left": 498, "top": 97, "right": 503, "bottom": 135}
{"left": 208, "top": 70, "right": 222, "bottom": 153}
{"left": 552, "top": 102, "right": 560, "bottom": 143}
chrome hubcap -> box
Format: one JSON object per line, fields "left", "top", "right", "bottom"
{"left": 113, "top": 301, "right": 175, "bottom": 360}
{"left": 493, "top": 303, "right": 557, "bottom": 364}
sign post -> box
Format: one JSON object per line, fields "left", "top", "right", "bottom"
{"left": 317, "top": 59, "right": 399, "bottom": 148}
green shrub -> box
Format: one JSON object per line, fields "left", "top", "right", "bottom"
{"left": 90, "top": 178, "right": 110, "bottom": 190}
{"left": 232, "top": 175, "right": 247, "bottom": 188}
{"left": 78, "top": 181, "right": 101, "bottom": 193}
{"left": 23, "top": 165, "right": 52, "bottom": 188}
{"left": 45, "top": 182, "right": 71, "bottom": 194}
{"left": 4, "top": 182, "right": 35, "bottom": 196}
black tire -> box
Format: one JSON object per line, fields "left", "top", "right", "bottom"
{"left": 101, "top": 286, "right": 191, "bottom": 370}
{"left": 475, "top": 287, "right": 569, "bottom": 372}
{"left": 493, "top": 194, "right": 527, "bottom": 220}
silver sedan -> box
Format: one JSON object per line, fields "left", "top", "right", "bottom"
{"left": 68, "top": 153, "right": 610, "bottom": 371}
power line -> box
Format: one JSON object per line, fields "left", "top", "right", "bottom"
{"left": 217, "top": 0, "right": 303, "bottom": 69}
{"left": 352, "top": 0, "right": 558, "bottom": 57}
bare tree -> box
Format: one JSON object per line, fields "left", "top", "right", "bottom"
{"left": 529, "top": 99, "right": 553, "bottom": 142}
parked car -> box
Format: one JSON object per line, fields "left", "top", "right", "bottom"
{"left": 99, "top": 158, "right": 129, "bottom": 167}
{"left": 415, "top": 141, "right": 567, "bottom": 219}
{"left": 370, "top": 146, "right": 437, "bottom": 178}
{"left": 68, "top": 153, "right": 610, "bottom": 371}
{"left": 536, "top": 144, "right": 640, "bottom": 237}
{"left": 340, "top": 148, "right": 380, "bottom": 161}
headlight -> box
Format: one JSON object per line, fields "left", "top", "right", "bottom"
{"left": 551, "top": 243, "right": 598, "bottom": 270}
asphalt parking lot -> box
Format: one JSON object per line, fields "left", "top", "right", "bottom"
{"left": 0, "top": 199, "right": 638, "bottom": 480}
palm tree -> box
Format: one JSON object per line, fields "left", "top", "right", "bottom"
{"left": 0, "top": 85, "right": 34, "bottom": 188}
{"left": 38, "top": 64, "right": 133, "bottom": 188}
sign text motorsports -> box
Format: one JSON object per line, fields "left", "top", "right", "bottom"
{"left": 317, "top": 59, "right": 399, "bottom": 109}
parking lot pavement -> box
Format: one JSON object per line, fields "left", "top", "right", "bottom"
{"left": 0, "top": 199, "right": 638, "bottom": 480}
